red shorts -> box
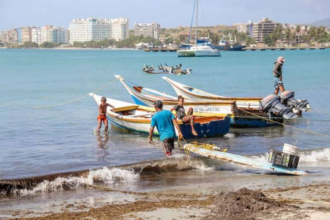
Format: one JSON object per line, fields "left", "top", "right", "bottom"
{"left": 97, "top": 115, "right": 107, "bottom": 122}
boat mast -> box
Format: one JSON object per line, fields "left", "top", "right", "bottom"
{"left": 195, "top": 0, "right": 198, "bottom": 46}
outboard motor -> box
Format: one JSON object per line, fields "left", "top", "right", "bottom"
{"left": 280, "top": 91, "right": 311, "bottom": 113}
{"left": 260, "top": 94, "right": 298, "bottom": 119}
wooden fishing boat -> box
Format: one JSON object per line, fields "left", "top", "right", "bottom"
{"left": 162, "top": 77, "right": 261, "bottom": 109}
{"left": 114, "top": 75, "right": 284, "bottom": 128}
{"left": 183, "top": 143, "right": 307, "bottom": 175}
{"left": 89, "top": 93, "right": 231, "bottom": 138}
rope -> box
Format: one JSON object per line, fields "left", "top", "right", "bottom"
{"left": 1, "top": 78, "right": 118, "bottom": 109}
{"left": 238, "top": 108, "right": 330, "bottom": 138}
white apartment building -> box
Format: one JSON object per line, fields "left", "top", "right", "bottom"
{"left": 31, "top": 27, "right": 42, "bottom": 44}
{"left": 69, "top": 18, "right": 111, "bottom": 44}
{"left": 110, "top": 18, "right": 129, "bottom": 41}
{"left": 253, "top": 18, "right": 281, "bottom": 43}
{"left": 69, "top": 17, "right": 128, "bottom": 44}
{"left": 134, "top": 22, "right": 160, "bottom": 39}
{"left": 41, "top": 26, "right": 69, "bottom": 44}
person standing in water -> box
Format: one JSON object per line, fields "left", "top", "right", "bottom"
{"left": 97, "top": 97, "right": 114, "bottom": 132}
{"left": 148, "top": 100, "right": 183, "bottom": 157}
{"left": 171, "top": 96, "right": 198, "bottom": 136}
{"left": 273, "top": 56, "right": 286, "bottom": 95}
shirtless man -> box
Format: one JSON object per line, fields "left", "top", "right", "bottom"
{"left": 171, "top": 96, "right": 198, "bottom": 136}
{"left": 97, "top": 97, "right": 114, "bottom": 132}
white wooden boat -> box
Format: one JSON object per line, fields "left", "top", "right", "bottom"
{"left": 114, "top": 75, "right": 237, "bottom": 118}
{"left": 184, "top": 144, "right": 307, "bottom": 176}
{"left": 89, "top": 93, "right": 231, "bottom": 138}
{"left": 162, "top": 77, "right": 261, "bottom": 109}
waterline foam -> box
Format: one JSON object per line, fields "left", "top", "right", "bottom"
{"left": 17, "top": 167, "right": 139, "bottom": 195}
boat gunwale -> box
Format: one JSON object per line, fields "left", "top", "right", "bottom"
{"left": 165, "top": 77, "right": 262, "bottom": 101}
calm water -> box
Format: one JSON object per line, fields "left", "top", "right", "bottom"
{"left": 0, "top": 48, "right": 330, "bottom": 180}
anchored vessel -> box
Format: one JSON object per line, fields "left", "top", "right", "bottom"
{"left": 177, "top": 0, "right": 220, "bottom": 57}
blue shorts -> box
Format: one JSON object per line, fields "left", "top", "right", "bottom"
{"left": 274, "top": 77, "right": 283, "bottom": 89}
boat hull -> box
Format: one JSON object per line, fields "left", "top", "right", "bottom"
{"left": 108, "top": 115, "right": 230, "bottom": 139}
{"left": 177, "top": 50, "right": 195, "bottom": 57}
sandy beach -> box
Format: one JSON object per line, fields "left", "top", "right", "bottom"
{"left": 7, "top": 182, "right": 330, "bottom": 220}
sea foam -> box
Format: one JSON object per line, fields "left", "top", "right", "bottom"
{"left": 17, "top": 167, "right": 139, "bottom": 195}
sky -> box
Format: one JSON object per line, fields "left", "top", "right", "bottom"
{"left": 0, "top": 0, "right": 329, "bottom": 30}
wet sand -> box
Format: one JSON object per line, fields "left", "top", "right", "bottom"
{"left": 5, "top": 182, "right": 329, "bottom": 220}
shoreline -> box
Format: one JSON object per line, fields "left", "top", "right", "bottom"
{"left": 8, "top": 183, "right": 330, "bottom": 220}
{"left": 0, "top": 47, "right": 139, "bottom": 50}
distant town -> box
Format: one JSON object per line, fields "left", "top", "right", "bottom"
{"left": 1, "top": 17, "right": 330, "bottom": 49}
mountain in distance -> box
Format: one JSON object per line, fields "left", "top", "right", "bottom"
{"left": 310, "top": 18, "right": 330, "bottom": 28}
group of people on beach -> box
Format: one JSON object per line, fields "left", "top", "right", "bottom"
{"left": 97, "top": 56, "right": 287, "bottom": 156}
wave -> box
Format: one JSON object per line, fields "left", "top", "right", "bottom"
{"left": 251, "top": 148, "right": 330, "bottom": 163}
{"left": 11, "top": 167, "right": 139, "bottom": 195}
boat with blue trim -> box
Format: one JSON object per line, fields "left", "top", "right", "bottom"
{"left": 89, "top": 93, "right": 230, "bottom": 138}
{"left": 114, "top": 75, "right": 285, "bottom": 128}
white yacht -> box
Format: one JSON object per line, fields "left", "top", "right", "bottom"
{"left": 177, "top": 0, "right": 220, "bottom": 57}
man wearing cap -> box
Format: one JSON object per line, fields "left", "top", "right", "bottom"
{"left": 148, "top": 100, "right": 183, "bottom": 157}
{"left": 273, "top": 56, "right": 286, "bottom": 95}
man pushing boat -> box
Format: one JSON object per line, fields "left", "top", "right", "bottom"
{"left": 148, "top": 100, "right": 183, "bottom": 157}
{"left": 273, "top": 56, "right": 286, "bottom": 95}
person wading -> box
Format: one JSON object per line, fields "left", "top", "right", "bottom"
{"left": 148, "top": 100, "right": 183, "bottom": 157}
{"left": 97, "top": 97, "right": 114, "bottom": 132}
{"left": 273, "top": 56, "right": 286, "bottom": 95}
{"left": 171, "top": 95, "right": 198, "bottom": 136}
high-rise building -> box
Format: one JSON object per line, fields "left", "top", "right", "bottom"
{"left": 41, "top": 26, "right": 69, "bottom": 44}
{"left": 69, "top": 17, "right": 129, "bottom": 44}
{"left": 1, "top": 30, "right": 9, "bottom": 44}
{"left": 235, "top": 21, "right": 253, "bottom": 38}
{"left": 110, "top": 17, "right": 129, "bottom": 41}
{"left": 69, "top": 18, "right": 111, "bottom": 44}
{"left": 31, "top": 27, "right": 42, "bottom": 44}
{"left": 253, "top": 18, "right": 281, "bottom": 43}
{"left": 21, "top": 27, "right": 32, "bottom": 44}
{"left": 134, "top": 22, "right": 160, "bottom": 39}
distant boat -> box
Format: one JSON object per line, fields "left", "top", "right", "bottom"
{"left": 89, "top": 93, "right": 231, "bottom": 138}
{"left": 177, "top": 0, "right": 220, "bottom": 57}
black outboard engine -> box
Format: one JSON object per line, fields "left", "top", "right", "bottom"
{"left": 260, "top": 94, "right": 298, "bottom": 119}
{"left": 280, "top": 91, "right": 311, "bottom": 113}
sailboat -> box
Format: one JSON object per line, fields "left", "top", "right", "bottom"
{"left": 177, "top": 0, "right": 220, "bottom": 57}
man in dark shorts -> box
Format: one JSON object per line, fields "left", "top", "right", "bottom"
{"left": 171, "top": 96, "right": 198, "bottom": 136}
{"left": 148, "top": 100, "right": 183, "bottom": 157}
{"left": 273, "top": 56, "right": 286, "bottom": 95}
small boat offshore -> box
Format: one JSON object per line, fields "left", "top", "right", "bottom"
{"left": 114, "top": 75, "right": 291, "bottom": 128}
{"left": 89, "top": 93, "right": 231, "bottom": 139}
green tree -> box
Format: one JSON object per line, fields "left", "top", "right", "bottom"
{"left": 22, "top": 42, "right": 38, "bottom": 48}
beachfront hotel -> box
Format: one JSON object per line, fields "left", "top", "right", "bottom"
{"left": 253, "top": 18, "right": 281, "bottom": 43}
{"left": 110, "top": 17, "right": 129, "bottom": 41}
{"left": 31, "top": 27, "right": 42, "bottom": 45}
{"left": 134, "top": 22, "right": 160, "bottom": 39}
{"left": 69, "top": 17, "right": 129, "bottom": 44}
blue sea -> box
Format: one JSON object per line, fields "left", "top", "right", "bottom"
{"left": 0, "top": 48, "right": 330, "bottom": 181}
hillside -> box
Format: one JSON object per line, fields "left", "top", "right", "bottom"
{"left": 311, "top": 18, "right": 330, "bottom": 28}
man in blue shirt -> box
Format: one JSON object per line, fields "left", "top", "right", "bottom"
{"left": 148, "top": 100, "right": 183, "bottom": 156}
